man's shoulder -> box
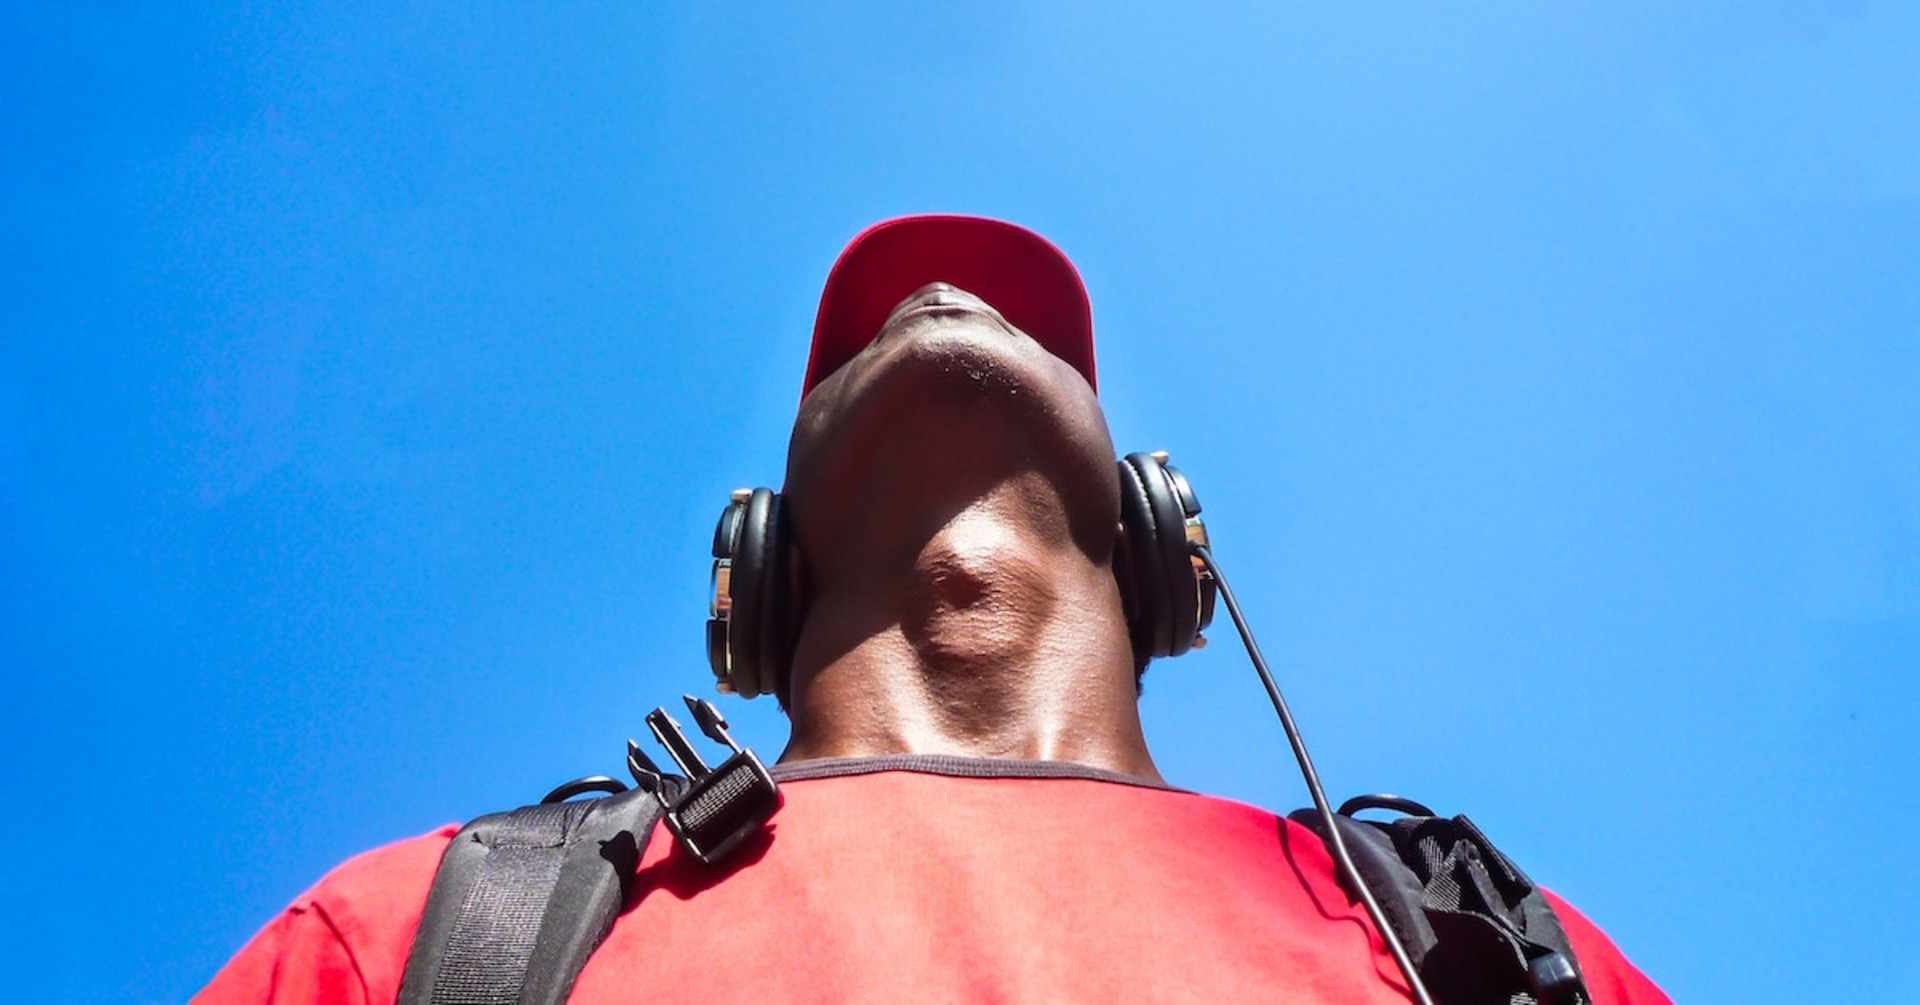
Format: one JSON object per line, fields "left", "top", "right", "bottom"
{"left": 194, "top": 825, "right": 456, "bottom": 1005}
{"left": 304, "top": 825, "right": 459, "bottom": 905}
{"left": 201, "top": 766, "right": 1669, "bottom": 1004}
{"left": 304, "top": 824, "right": 458, "bottom": 929}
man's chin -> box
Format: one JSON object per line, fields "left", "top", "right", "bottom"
{"left": 790, "top": 336, "right": 1113, "bottom": 542}
{"left": 832, "top": 321, "right": 1098, "bottom": 423}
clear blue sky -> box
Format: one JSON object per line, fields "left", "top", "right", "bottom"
{"left": 4, "top": 5, "right": 1916, "bottom": 1001}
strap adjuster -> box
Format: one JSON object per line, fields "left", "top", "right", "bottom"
{"left": 640, "top": 696, "right": 782, "bottom": 866}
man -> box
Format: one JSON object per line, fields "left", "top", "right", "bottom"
{"left": 199, "top": 216, "right": 1668, "bottom": 1002}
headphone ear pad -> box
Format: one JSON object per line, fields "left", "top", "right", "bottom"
{"left": 1120, "top": 452, "right": 1208, "bottom": 659}
{"left": 754, "top": 493, "right": 795, "bottom": 702}
{"left": 1116, "top": 457, "right": 1174, "bottom": 659}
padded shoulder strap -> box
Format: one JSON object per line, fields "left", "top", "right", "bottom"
{"left": 399, "top": 786, "right": 672, "bottom": 1005}
{"left": 1290, "top": 806, "right": 1592, "bottom": 1005}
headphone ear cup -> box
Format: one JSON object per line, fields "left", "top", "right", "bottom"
{"left": 1120, "top": 452, "right": 1211, "bottom": 659}
{"left": 1161, "top": 461, "right": 1217, "bottom": 640}
{"left": 707, "top": 499, "right": 745, "bottom": 688}
{"left": 708, "top": 488, "right": 791, "bottom": 699}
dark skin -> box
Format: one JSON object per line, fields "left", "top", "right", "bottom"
{"left": 778, "top": 282, "right": 1162, "bottom": 783}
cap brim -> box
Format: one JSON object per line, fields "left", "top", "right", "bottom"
{"left": 803, "top": 215, "right": 1096, "bottom": 398}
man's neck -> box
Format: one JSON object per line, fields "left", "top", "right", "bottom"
{"left": 779, "top": 495, "right": 1161, "bottom": 782}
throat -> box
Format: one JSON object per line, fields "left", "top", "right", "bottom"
{"left": 780, "top": 488, "right": 1160, "bottom": 781}
{"left": 899, "top": 509, "right": 1056, "bottom": 690}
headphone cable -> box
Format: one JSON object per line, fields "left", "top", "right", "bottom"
{"left": 1190, "top": 544, "right": 1435, "bottom": 1005}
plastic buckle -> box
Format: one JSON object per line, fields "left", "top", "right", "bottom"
{"left": 640, "top": 696, "right": 782, "bottom": 866}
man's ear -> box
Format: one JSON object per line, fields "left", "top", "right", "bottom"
{"left": 786, "top": 541, "right": 808, "bottom": 628}
{"left": 775, "top": 541, "right": 808, "bottom": 712}
{"left": 1110, "top": 520, "right": 1139, "bottom": 627}
{"left": 782, "top": 542, "right": 809, "bottom": 662}
{"left": 1111, "top": 521, "right": 1151, "bottom": 693}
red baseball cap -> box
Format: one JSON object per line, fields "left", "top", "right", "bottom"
{"left": 802, "top": 215, "right": 1096, "bottom": 398}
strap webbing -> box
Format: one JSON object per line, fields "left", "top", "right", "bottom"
{"left": 399, "top": 788, "right": 669, "bottom": 1005}
{"left": 432, "top": 803, "right": 577, "bottom": 1004}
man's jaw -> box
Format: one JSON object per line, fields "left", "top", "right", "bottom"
{"left": 782, "top": 282, "right": 1122, "bottom": 590}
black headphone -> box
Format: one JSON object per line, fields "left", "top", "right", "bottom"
{"left": 700, "top": 450, "right": 1444, "bottom": 1003}
{"left": 705, "top": 451, "right": 1217, "bottom": 701}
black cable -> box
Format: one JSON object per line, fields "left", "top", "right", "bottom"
{"left": 1190, "top": 544, "right": 1434, "bottom": 1005}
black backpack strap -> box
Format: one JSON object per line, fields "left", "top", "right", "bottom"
{"left": 1291, "top": 802, "right": 1591, "bottom": 1005}
{"left": 396, "top": 700, "right": 779, "bottom": 1003}
{"left": 398, "top": 785, "right": 675, "bottom": 1005}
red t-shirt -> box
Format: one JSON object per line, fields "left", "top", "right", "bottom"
{"left": 198, "top": 758, "right": 1669, "bottom": 1003}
